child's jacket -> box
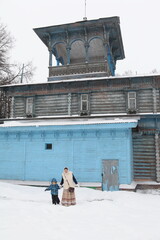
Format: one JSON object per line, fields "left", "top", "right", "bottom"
{"left": 45, "top": 184, "right": 60, "bottom": 195}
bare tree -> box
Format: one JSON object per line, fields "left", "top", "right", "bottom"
{"left": 150, "top": 69, "right": 158, "bottom": 74}
{"left": 0, "top": 22, "right": 13, "bottom": 84}
{"left": 0, "top": 21, "right": 35, "bottom": 85}
{"left": 115, "top": 70, "right": 135, "bottom": 77}
{"left": 123, "top": 70, "right": 134, "bottom": 76}
{"left": 0, "top": 21, "right": 35, "bottom": 119}
{"left": 11, "top": 61, "right": 35, "bottom": 84}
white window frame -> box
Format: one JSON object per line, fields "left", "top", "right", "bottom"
{"left": 26, "top": 97, "right": 34, "bottom": 116}
{"left": 128, "top": 92, "right": 136, "bottom": 110}
{"left": 80, "top": 94, "right": 89, "bottom": 112}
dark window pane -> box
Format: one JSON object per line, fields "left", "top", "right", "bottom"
{"left": 45, "top": 143, "right": 52, "bottom": 150}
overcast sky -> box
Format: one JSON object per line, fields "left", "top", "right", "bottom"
{"left": 0, "top": 0, "right": 160, "bottom": 83}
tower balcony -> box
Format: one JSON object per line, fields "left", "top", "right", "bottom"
{"left": 34, "top": 17, "right": 125, "bottom": 81}
{"left": 48, "top": 61, "right": 111, "bottom": 81}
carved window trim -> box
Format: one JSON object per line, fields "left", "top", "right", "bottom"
{"left": 127, "top": 92, "right": 137, "bottom": 113}
{"left": 80, "top": 94, "right": 89, "bottom": 115}
{"left": 26, "top": 97, "right": 34, "bottom": 117}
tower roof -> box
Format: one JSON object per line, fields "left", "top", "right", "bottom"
{"left": 34, "top": 16, "right": 125, "bottom": 61}
{"left": 34, "top": 17, "right": 125, "bottom": 80}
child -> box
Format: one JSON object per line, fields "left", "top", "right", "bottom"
{"left": 45, "top": 178, "right": 60, "bottom": 205}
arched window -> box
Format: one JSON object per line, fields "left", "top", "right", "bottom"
{"left": 53, "top": 42, "right": 67, "bottom": 65}
{"left": 70, "top": 40, "right": 85, "bottom": 64}
{"left": 88, "top": 38, "right": 104, "bottom": 62}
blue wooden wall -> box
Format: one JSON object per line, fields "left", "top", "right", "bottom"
{"left": 0, "top": 122, "right": 136, "bottom": 184}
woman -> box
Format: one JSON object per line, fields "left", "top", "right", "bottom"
{"left": 60, "top": 167, "right": 78, "bottom": 206}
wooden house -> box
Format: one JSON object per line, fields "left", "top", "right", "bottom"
{"left": 0, "top": 17, "right": 160, "bottom": 190}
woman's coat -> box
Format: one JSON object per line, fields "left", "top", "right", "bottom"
{"left": 60, "top": 171, "right": 78, "bottom": 189}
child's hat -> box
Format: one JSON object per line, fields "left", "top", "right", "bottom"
{"left": 51, "top": 178, "right": 57, "bottom": 182}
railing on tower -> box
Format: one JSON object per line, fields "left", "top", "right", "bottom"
{"left": 49, "top": 61, "right": 110, "bottom": 77}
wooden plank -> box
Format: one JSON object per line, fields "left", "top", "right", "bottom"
{"left": 133, "top": 134, "right": 156, "bottom": 180}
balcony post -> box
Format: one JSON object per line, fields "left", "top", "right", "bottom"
{"left": 85, "top": 42, "right": 89, "bottom": 63}
{"left": 66, "top": 46, "right": 71, "bottom": 65}
{"left": 103, "top": 41, "right": 108, "bottom": 62}
{"left": 49, "top": 48, "right": 52, "bottom": 67}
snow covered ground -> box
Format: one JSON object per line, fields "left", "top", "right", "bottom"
{"left": 0, "top": 182, "right": 160, "bottom": 240}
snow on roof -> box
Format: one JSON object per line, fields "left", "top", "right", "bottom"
{"left": 0, "top": 118, "right": 138, "bottom": 128}
{"left": 0, "top": 73, "right": 159, "bottom": 89}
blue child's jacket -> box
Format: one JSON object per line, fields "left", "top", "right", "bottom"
{"left": 45, "top": 183, "right": 60, "bottom": 195}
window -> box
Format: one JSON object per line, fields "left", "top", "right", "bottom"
{"left": 26, "top": 97, "right": 34, "bottom": 116}
{"left": 45, "top": 143, "right": 52, "bottom": 150}
{"left": 80, "top": 94, "right": 89, "bottom": 115}
{"left": 128, "top": 92, "right": 136, "bottom": 112}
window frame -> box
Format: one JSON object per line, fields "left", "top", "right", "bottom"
{"left": 127, "top": 91, "right": 137, "bottom": 112}
{"left": 80, "top": 94, "right": 89, "bottom": 115}
{"left": 26, "top": 97, "right": 34, "bottom": 116}
{"left": 45, "top": 143, "right": 53, "bottom": 150}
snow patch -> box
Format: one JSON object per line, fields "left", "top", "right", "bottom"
{"left": 0, "top": 182, "right": 160, "bottom": 240}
